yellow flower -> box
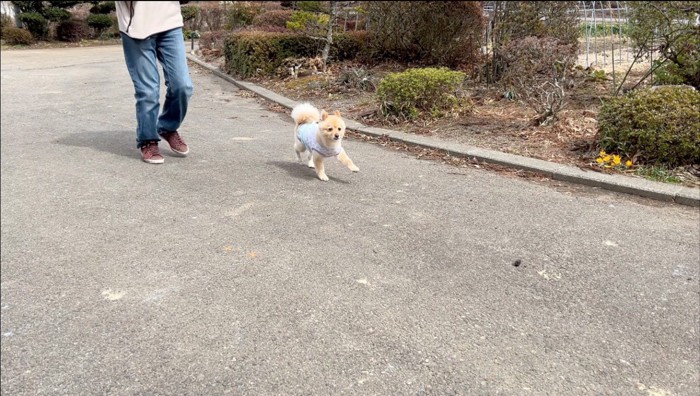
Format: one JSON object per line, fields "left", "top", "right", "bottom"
{"left": 625, "top": 160, "right": 633, "bottom": 167}
{"left": 599, "top": 150, "right": 607, "bottom": 157}
{"left": 596, "top": 157, "right": 604, "bottom": 164}
{"left": 613, "top": 155, "right": 621, "bottom": 165}
{"left": 603, "top": 155, "right": 611, "bottom": 162}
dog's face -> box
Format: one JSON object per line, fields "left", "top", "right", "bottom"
{"left": 318, "top": 110, "right": 346, "bottom": 142}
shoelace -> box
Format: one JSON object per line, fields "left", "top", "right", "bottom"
{"left": 143, "top": 143, "right": 160, "bottom": 157}
{"left": 169, "top": 133, "right": 185, "bottom": 147}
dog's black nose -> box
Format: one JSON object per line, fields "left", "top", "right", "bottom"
{"left": 334, "top": 134, "right": 340, "bottom": 139}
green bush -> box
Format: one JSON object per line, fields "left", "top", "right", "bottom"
{"left": 90, "top": 2, "right": 116, "bottom": 15}
{"left": 628, "top": 2, "right": 700, "bottom": 90}
{"left": 87, "top": 13, "right": 113, "bottom": 36}
{"left": 224, "top": 31, "right": 319, "bottom": 77}
{"left": 18, "top": 11, "right": 47, "bottom": 39}
{"left": 2, "top": 26, "right": 34, "bottom": 45}
{"left": 652, "top": 47, "right": 700, "bottom": 89}
{"left": 56, "top": 19, "right": 89, "bottom": 42}
{"left": 376, "top": 67, "right": 467, "bottom": 121}
{"left": 597, "top": 86, "right": 700, "bottom": 167}
{"left": 43, "top": 7, "right": 71, "bottom": 22}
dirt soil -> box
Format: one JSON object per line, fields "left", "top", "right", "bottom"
{"left": 207, "top": 48, "right": 699, "bottom": 189}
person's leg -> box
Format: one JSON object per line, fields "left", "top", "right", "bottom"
{"left": 155, "top": 27, "right": 193, "bottom": 135}
{"left": 120, "top": 32, "right": 161, "bottom": 149}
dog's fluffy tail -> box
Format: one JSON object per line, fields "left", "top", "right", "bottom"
{"left": 291, "top": 102, "right": 321, "bottom": 126}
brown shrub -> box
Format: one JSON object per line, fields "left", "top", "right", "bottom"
{"left": 365, "top": 1, "right": 484, "bottom": 70}
{"left": 251, "top": 9, "right": 292, "bottom": 28}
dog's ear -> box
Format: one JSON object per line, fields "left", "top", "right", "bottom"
{"left": 321, "top": 110, "right": 329, "bottom": 120}
{"left": 334, "top": 110, "right": 342, "bottom": 117}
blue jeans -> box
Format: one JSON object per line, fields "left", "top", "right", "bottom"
{"left": 121, "top": 27, "right": 193, "bottom": 148}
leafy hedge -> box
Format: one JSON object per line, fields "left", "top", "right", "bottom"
{"left": 224, "top": 31, "right": 318, "bottom": 77}
{"left": 224, "top": 31, "right": 367, "bottom": 78}
{"left": 597, "top": 86, "right": 700, "bottom": 167}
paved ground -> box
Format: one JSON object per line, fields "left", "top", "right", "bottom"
{"left": 1, "top": 46, "right": 699, "bottom": 395}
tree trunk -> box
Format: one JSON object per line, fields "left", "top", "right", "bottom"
{"left": 320, "top": 1, "right": 337, "bottom": 69}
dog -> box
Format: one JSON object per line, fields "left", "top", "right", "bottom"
{"left": 291, "top": 103, "right": 359, "bottom": 181}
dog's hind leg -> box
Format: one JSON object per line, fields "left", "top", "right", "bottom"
{"left": 337, "top": 149, "right": 359, "bottom": 172}
{"left": 294, "top": 137, "right": 306, "bottom": 162}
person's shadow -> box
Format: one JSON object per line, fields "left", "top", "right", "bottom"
{"left": 267, "top": 160, "right": 352, "bottom": 184}
{"left": 54, "top": 130, "right": 138, "bottom": 159}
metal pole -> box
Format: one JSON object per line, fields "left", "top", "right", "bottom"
{"left": 610, "top": 1, "right": 616, "bottom": 94}
{"left": 583, "top": 1, "right": 590, "bottom": 68}
{"left": 593, "top": 1, "right": 598, "bottom": 67}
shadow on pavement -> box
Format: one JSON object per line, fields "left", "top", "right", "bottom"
{"left": 54, "top": 130, "right": 138, "bottom": 159}
{"left": 267, "top": 160, "right": 352, "bottom": 184}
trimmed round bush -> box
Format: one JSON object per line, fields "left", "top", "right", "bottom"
{"left": 43, "top": 7, "right": 71, "bottom": 22}
{"left": 90, "top": 2, "right": 116, "bottom": 15}
{"left": 377, "top": 67, "right": 467, "bottom": 121}
{"left": 56, "top": 19, "right": 90, "bottom": 42}
{"left": 597, "top": 86, "right": 700, "bottom": 167}
{"left": 2, "top": 27, "right": 34, "bottom": 45}
{"left": 18, "top": 12, "right": 47, "bottom": 39}
{"left": 86, "top": 13, "right": 113, "bottom": 36}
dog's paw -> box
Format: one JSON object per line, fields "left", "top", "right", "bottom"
{"left": 307, "top": 161, "right": 315, "bottom": 168}
{"left": 350, "top": 165, "right": 360, "bottom": 172}
{"left": 318, "top": 174, "right": 329, "bottom": 181}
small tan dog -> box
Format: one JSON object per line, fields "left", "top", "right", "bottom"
{"left": 291, "top": 103, "right": 359, "bottom": 181}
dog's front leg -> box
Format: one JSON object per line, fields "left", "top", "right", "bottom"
{"left": 306, "top": 150, "right": 315, "bottom": 168}
{"left": 312, "top": 152, "right": 329, "bottom": 181}
{"left": 337, "top": 149, "right": 359, "bottom": 172}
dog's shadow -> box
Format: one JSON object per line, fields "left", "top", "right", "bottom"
{"left": 268, "top": 160, "right": 352, "bottom": 184}
{"left": 53, "top": 130, "right": 137, "bottom": 159}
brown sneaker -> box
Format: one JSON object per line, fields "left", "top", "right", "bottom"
{"left": 140, "top": 142, "right": 164, "bottom": 164}
{"left": 160, "top": 131, "right": 189, "bottom": 157}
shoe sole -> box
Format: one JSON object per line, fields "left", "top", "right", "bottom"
{"left": 169, "top": 147, "right": 189, "bottom": 157}
{"left": 143, "top": 157, "right": 164, "bottom": 164}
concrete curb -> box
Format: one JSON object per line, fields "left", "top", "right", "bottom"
{"left": 186, "top": 54, "right": 700, "bottom": 207}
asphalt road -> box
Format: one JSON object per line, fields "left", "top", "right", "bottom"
{"left": 1, "top": 46, "right": 699, "bottom": 395}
